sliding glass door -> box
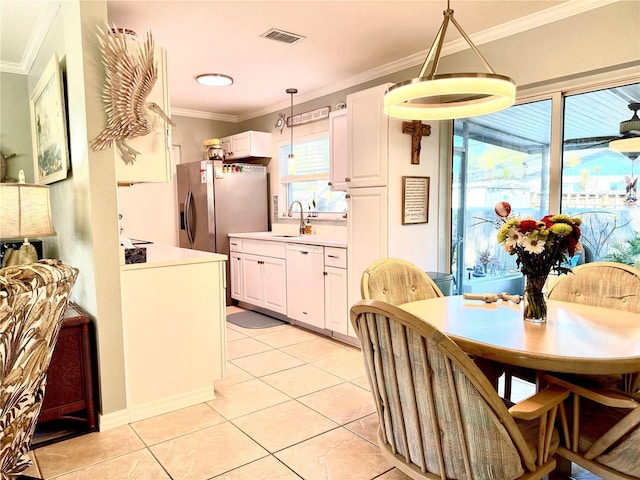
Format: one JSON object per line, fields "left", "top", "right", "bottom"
{"left": 561, "top": 85, "right": 640, "bottom": 264}
{"left": 451, "top": 81, "right": 640, "bottom": 295}
{"left": 452, "top": 99, "right": 552, "bottom": 294}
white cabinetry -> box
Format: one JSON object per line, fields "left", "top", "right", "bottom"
{"left": 120, "top": 247, "right": 226, "bottom": 422}
{"left": 286, "top": 244, "right": 325, "bottom": 329}
{"left": 239, "top": 239, "right": 287, "bottom": 315}
{"left": 115, "top": 46, "right": 172, "bottom": 184}
{"left": 229, "top": 238, "right": 243, "bottom": 301}
{"left": 329, "top": 109, "right": 348, "bottom": 192}
{"left": 346, "top": 187, "right": 388, "bottom": 336}
{"left": 221, "top": 131, "right": 271, "bottom": 160}
{"left": 323, "top": 247, "right": 349, "bottom": 336}
{"left": 345, "top": 82, "right": 434, "bottom": 334}
{"left": 346, "top": 84, "right": 390, "bottom": 188}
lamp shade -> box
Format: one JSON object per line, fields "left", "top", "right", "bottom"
{"left": 0, "top": 182, "right": 56, "bottom": 239}
{"left": 610, "top": 136, "right": 640, "bottom": 154}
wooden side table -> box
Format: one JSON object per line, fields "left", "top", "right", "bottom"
{"left": 34, "top": 303, "right": 98, "bottom": 446}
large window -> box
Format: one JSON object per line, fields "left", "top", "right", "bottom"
{"left": 451, "top": 81, "right": 640, "bottom": 295}
{"left": 279, "top": 133, "right": 346, "bottom": 215}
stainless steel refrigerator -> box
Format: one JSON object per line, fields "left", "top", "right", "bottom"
{"left": 177, "top": 160, "right": 268, "bottom": 304}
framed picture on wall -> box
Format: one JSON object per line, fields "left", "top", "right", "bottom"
{"left": 402, "top": 176, "right": 429, "bottom": 224}
{"left": 30, "top": 53, "right": 69, "bottom": 184}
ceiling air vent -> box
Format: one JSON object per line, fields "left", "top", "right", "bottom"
{"left": 261, "top": 28, "right": 305, "bottom": 45}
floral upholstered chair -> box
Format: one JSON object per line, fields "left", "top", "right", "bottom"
{"left": 351, "top": 299, "right": 569, "bottom": 480}
{"left": 361, "top": 258, "right": 444, "bottom": 305}
{"left": 0, "top": 260, "right": 78, "bottom": 479}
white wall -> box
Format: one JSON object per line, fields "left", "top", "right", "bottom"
{"left": 117, "top": 145, "right": 180, "bottom": 247}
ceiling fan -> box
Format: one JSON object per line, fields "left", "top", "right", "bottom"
{"left": 564, "top": 102, "right": 640, "bottom": 154}
{"left": 563, "top": 102, "right": 640, "bottom": 206}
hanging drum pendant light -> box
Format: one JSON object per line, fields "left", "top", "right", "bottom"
{"left": 286, "top": 88, "right": 298, "bottom": 158}
{"left": 384, "top": 0, "right": 516, "bottom": 121}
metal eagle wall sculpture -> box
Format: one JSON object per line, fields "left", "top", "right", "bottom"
{"left": 91, "top": 27, "right": 174, "bottom": 164}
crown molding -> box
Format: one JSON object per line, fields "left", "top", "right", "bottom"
{"left": 237, "top": 0, "right": 621, "bottom": 122}
{"left": 171, "top": 108, "right": 237, "bottom": 123}
{"left": 0, "top": 2, "right": 60, "bottom": 75}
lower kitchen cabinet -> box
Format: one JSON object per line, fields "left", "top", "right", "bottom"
{"left": 324, "top": 266, "right": 348, "bottom": 335}
{"left": 230, "top": 252, "right": 243, "bottom": 300}
{"left": 120, "top": 247, "right": 227, "bottom": 423}
{"left": 242, "top": 253, "right": 287, "bottom": 315}
{"left": 323, "top": 246, "right": 349, "bottom": 337}
{"left": 229, "top": 235, "right": 355, "bottom": 343}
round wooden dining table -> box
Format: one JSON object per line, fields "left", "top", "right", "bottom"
{"left": 399, "top": 295, "right": 640, "bottom": 376}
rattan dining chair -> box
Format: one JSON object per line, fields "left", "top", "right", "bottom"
{"left": 362, "top": 259, "right": 507, "bottom": 392}
{"left": 361, "top": 258, "right": 443, "bottom": 305}
{"left": 547, "top": 261, "right": 640, "bottom": 394}
{"left": 544, "top": 374, "right": 640, "bottom": 480}
{"left": 351, "top": 299, "right": 569, "bottom": 480}
{"left": 1, "top": 260, "right": 78, "bottom": 479}
{"left": 504, "top": 261, "right": 640, "bottom": 402}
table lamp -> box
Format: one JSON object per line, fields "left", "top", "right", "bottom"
{"left": 0, "top": 170, "right": 56, "bottom": 265}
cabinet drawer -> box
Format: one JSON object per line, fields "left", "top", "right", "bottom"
{"left": 324, "top": 247, "right": 347, "bottom": 268}
{"left": 229, "top": 238, "right": 243, "bottom": 252}
{"left": 242, "top": 239, "right": 286, "bottom": 258}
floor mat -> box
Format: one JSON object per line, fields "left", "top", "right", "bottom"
{"left": 227, "top": 310, "right": 286, "bottom": 329}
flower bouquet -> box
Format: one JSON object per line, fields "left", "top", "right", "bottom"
{"left": 494, "top": 202, "right": 582, "bottom": 322}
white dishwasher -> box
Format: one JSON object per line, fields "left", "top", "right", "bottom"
{"left": 285, "top": 243, "right": 325, "bottom": 329}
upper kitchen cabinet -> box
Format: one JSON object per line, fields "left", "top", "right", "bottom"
{"left": 115, "top": 46, "right": 173, "bottom": 184}
{"left": 346, "top": 84, "right": 390, "bottom": 188}
{"left": 328, "top": 109, "right": 348, "bottom": 192}
{"left": 221, "top": 131, "right": 271, "bottom": 160}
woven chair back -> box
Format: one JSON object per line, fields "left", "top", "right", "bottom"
{"left": 350, "top": 300, "right": 541, "bottom": 480}
{"left": 547, "top": 261, "right": 640, "bottom": 313}
{"left": 361, "top": 258, "right": 443, "bottom": 306}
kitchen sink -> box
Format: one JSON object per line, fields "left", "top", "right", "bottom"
{"left": 271, "top": 234, "right": 299, "bottom": 238}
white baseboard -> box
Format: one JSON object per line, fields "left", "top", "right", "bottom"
{"left": 99, "top": 409, "right": 131, "bottom": 431}
{"left": 98, "top": 386, "right": 216, "bottom": 430}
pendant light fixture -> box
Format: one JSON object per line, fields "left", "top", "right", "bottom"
{"left": 384, "top": 0, "right": 516, "bottom": 121}
{"left": 286, "top": 88, "right": 298, "bottom": 158}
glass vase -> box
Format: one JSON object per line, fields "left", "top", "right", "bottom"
{"left": 523, "top": 274, "right": 547, "bottom": 323}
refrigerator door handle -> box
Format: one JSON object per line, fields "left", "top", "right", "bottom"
{"left": 185, "top": 190, "right": 194, "bottom": 247}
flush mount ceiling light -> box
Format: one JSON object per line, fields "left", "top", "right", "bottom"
{"left": 196, "top": 73, "right": 233, "bottom": 87}
{"left": 610, "top": 102, "right": 640, "bottom": 154}
{"left": 286, "top": 88, "right": 297, "bottom": 159}
{"left": 384, "top": 0, "right": 516, "bottom": 121}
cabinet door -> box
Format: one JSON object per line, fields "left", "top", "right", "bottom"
{"left": 347, "top": 84, "right": 389, "bottom": 188}
{"left": 242, "top": 254, "right": 264, "bottom": 306}
{"left": 220, "top": 136, "right": 232, "bottom": 159}
{"left": 230, "top": 253, "right": 243, "bottom": 301}
{"left": 115, "top": 47, "right": 172, "bottom": 183}
{"left": 263, "top": 256, "right": 287, "bottom": 315}
{"left": 329, "top": 109, "right": 348, "bottom": 192}
{"left": 230, "top": 132, "right": 250, "bottom": 158}
{"left": 324, "top": 266, "right": 348, "bottom": 335}
{"left": 347, "top": 187, "right": 388, "bottom": 328}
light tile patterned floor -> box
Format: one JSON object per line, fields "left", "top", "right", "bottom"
{"left": 24, "top": 306, "right": 595, "bottom": 479}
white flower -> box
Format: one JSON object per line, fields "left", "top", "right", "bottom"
{"left": 503, "top": 226, "right": 523, "bottom": 251}
{"left": 520, "top": 235, "right": 546, "bottom": 254}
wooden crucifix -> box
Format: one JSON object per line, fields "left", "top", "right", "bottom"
{"left": 402, "top": 120, "right": 431, "bottom": 165}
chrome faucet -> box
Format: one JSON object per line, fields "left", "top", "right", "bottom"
{"left": 287, "top": 201, "right": 306, "bottom": 235}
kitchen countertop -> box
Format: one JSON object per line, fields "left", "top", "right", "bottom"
{"left": 120, "top": 244, "right": 227, "bottom": 271}
{"left": 229, "top": 231, "right": 347, "bottom": 248}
